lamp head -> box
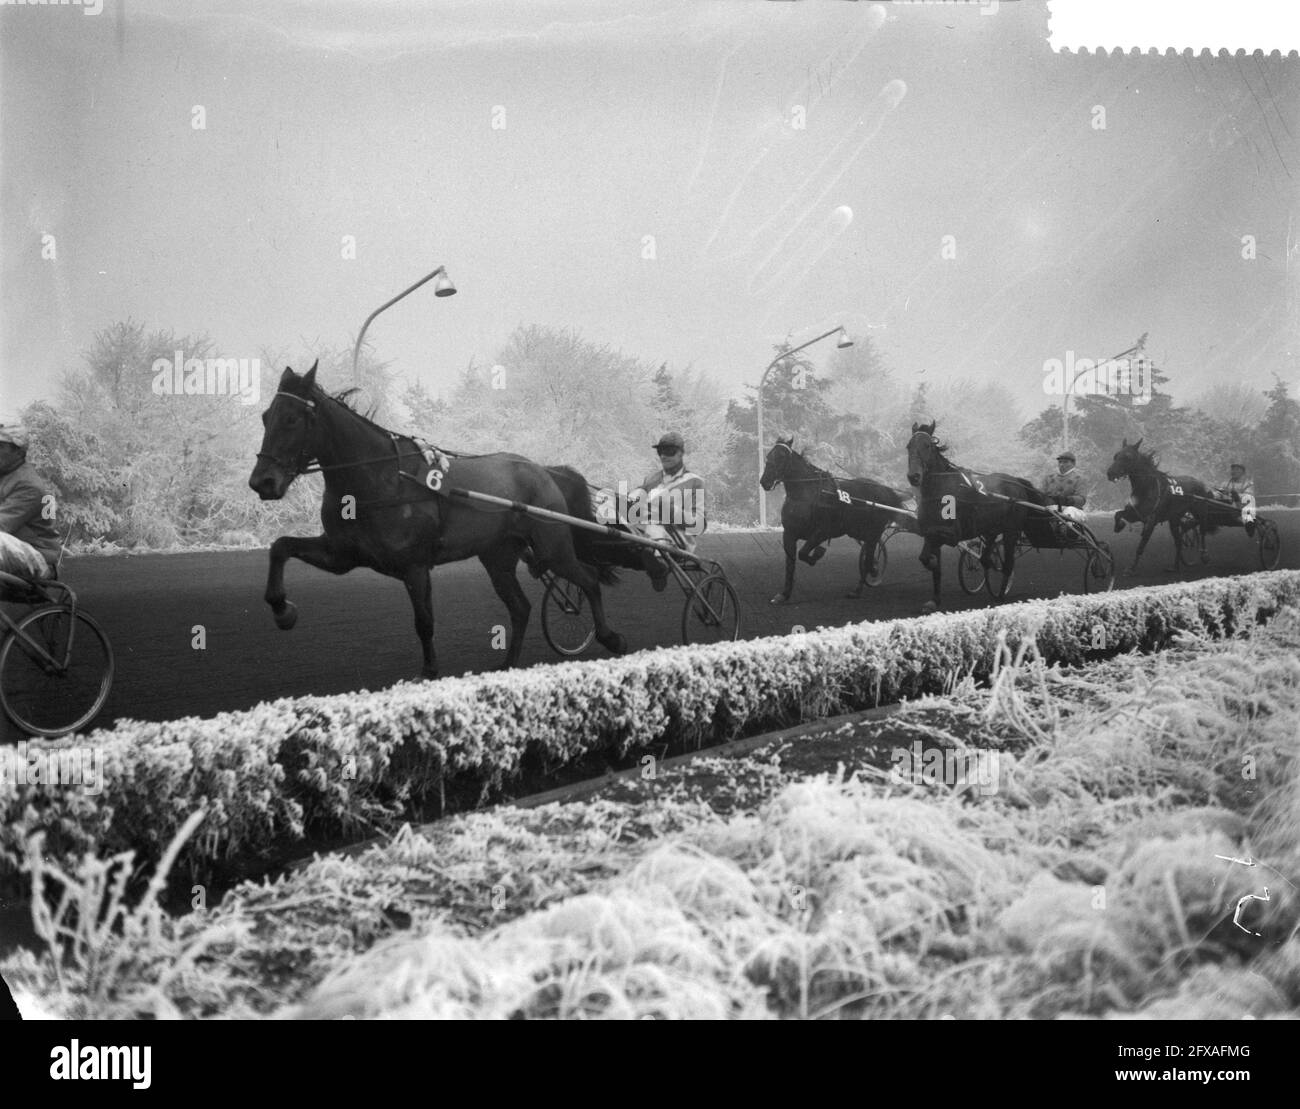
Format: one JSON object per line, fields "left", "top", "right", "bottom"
{"left": 836, "top": 329, "right": 854, "bottom": 349}
{"left": 434, "top": 270, "right": 457, "bottom": 297}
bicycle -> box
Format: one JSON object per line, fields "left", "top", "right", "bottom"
{"left": 0, "top": 551, "right": 114, "bottom": 738}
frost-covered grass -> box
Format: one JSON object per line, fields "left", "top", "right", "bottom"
{"left": 4, "top": 607, "right": 1298, "bottom": 1020}
{"left": 3, "top": 570, "right": 1298, "bottom": 893}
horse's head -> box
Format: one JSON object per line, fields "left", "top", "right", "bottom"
{"left": 1106, "top": 437, "right": 1148, "bottom": 482}
{"left": 760, "top": 436, "right": 796, "bottom": 491}
{"left": 249, "top": 362, "right": 320, "bottom": 500}
{"left": 905, "top": 420, "right": 941, "bottom": 487}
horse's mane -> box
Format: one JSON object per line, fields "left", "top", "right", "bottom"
{"left": 326, "top": 386, "right": 383, "bottom": 426}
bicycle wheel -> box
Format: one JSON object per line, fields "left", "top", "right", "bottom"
{"left": 1083, "top": 541, "right": 1116, "bottom": 593}
{"left": 957, "top": 542, "right": 986, "bottom": 595}
{"left": 984, "top": 542, "right": 1015, "bottom": 600}
{"left": 859, "top": 537, "right": 888, "bottom": 588}
{"left": 540, "top": 578, "right": 595, "bottom": 657}
{"left": 0, "top": 605, "right": 114, "bottom": 737}
{"left": 1257, "top": 519, "right": 1281, "bottom": 570}
{"left": 681, "top": 573, "right": 740, "bottom": 645}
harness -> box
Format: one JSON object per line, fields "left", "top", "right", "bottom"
{"left": 770, "top": 441, "right": 910, "bottom": 516}
{"left": 257, "top": 390, "right": 453, "bottom": 513}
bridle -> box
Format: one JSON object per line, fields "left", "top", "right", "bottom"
{"left": 255, "top": 390, "right": 320, "bottom": 476}
{"left": 255, "top": 389, "right": 440, "bottom": 479}
{"left": 764, "top": 441, "right": 825, "bottom": 488}
{"left": 907, "top": 430, "right": 993, "bottom": 488}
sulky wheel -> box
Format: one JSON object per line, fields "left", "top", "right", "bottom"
{"left": 1257, "top": 519, "right": 1281, "bottom": 570}
{"left": 859, "top": 536, "right": 888, "bottom": 588}
{"left": 1083, "top": 541, "right": 1116, "bottom": 594}
{"left": 957, "top": 541, "right": 986, "bottom": 595}
{"left": 681, "top": 572, "right": 741, "bottom": 645}
{"left": 541, "top": 577, "right": 595, "bottom": 656}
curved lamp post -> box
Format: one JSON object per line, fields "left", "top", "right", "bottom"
{"left": 1061, "top": 331, "right": 1146, "bottom": 454}
{"left": 351, "top": 265, "right": 457, "bottom": 382}
{"left": 756, "top": 326, "right": 852, "bottom": 527}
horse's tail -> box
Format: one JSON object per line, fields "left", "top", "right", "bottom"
{"left": 1177, "top": 476, "right": 1221, "bottom": 534}
{"left": 545, "top": 465, "right": 620, "bottom": 585}
{"left": 1011, "top": 477, "right": 1049, "bottom": 506}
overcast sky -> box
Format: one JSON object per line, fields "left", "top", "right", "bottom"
{"left": 2, "top": 0, "right": 1297, "bottom": 423}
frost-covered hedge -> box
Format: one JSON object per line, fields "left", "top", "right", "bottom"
{"left": 3, "top": 570, "right": 1299, "bottom": 886}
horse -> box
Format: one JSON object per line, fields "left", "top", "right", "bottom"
{"left": 248, "top": 362, "right": 631, "bottom": 678}
{"left": 904, "top": 421, "right": 1047, "bottom": 612}
{"left": 1104, "top": 438, "right": 1217, "bottom": 573}
{"left": 759, "top": 436, "right": 910, "bottom": 604}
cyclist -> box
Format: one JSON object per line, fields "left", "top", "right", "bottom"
{"left": 0, "top": 423, "right": 59, "bottom": 581}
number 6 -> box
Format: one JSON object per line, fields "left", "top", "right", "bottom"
{"left": 426, "top": 469, "right": 444, "bottom": 491}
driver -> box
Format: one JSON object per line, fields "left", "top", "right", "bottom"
{"left": 1216, "top": 463, "right": 1257, "bottom": 537}
{"left": 0, "top": 423, "right": 60, "bottom": 580}
{"left": 627, "top": 432, "right": 705, "bottom": 591}
{"left": 1042, "top": 450, "right": 1087, "bottom": 525}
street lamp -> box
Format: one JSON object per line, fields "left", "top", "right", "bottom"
{"left": 351, "top": 265, "right": 457, "bottom": 382}
{"left": 1061, "top": 332, "right": 1146, "bottom": 453}
{"left": 756, "top": 326, "right": 852, "bottom": 528}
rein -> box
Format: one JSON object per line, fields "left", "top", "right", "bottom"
{"left": 258, "top": 389, "right": 461, "bottom": 513}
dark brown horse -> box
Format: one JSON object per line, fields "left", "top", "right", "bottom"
{"left": 905, "top": 421, "right": 1046, "bottom": 612}
{"left": 1105, "top": 438, "right": 1217, "bottom": 573}
{"left": 249, "top": 363, "right": 628, "bottom": 677}
{"left": 760, "top": 437, "right": 909, "bottom": 604}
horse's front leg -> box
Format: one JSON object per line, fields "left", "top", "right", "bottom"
{"left": 264, "top": 534, "right": 357, "bottom": 629}
{"left": 402, "top": 564, "right": 437, "bottom": 679}
{"left": 798, "top": 524, "right": 831, "bottom": 566}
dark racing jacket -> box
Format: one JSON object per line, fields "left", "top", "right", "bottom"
{"left": 0, "top": 458, "right": 61, "bottom": 567}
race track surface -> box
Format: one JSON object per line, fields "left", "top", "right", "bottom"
{"left": 4, "top": 514, "right": 1296, "bottom": 739}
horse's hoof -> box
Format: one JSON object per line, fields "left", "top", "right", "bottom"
{"left": 1122, "top": 568, "right": 1136, "bottom": 578}
{"left": 421, "top": 667, "right": 438, "bottom": 681}
{"left": 1200, "top": 553, "right": 1210, "bottom": 565}
{"left": 921, "top": 601, "right": 938, "bottom": 615}
{"left": 273, "top": 601, "right": 298, "bottom": 630}
{"left": 603, "top": 633, "right": 628, "bottom": 656}
{"left": 769, "top": 594, "right": 789, "bottom": 606}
